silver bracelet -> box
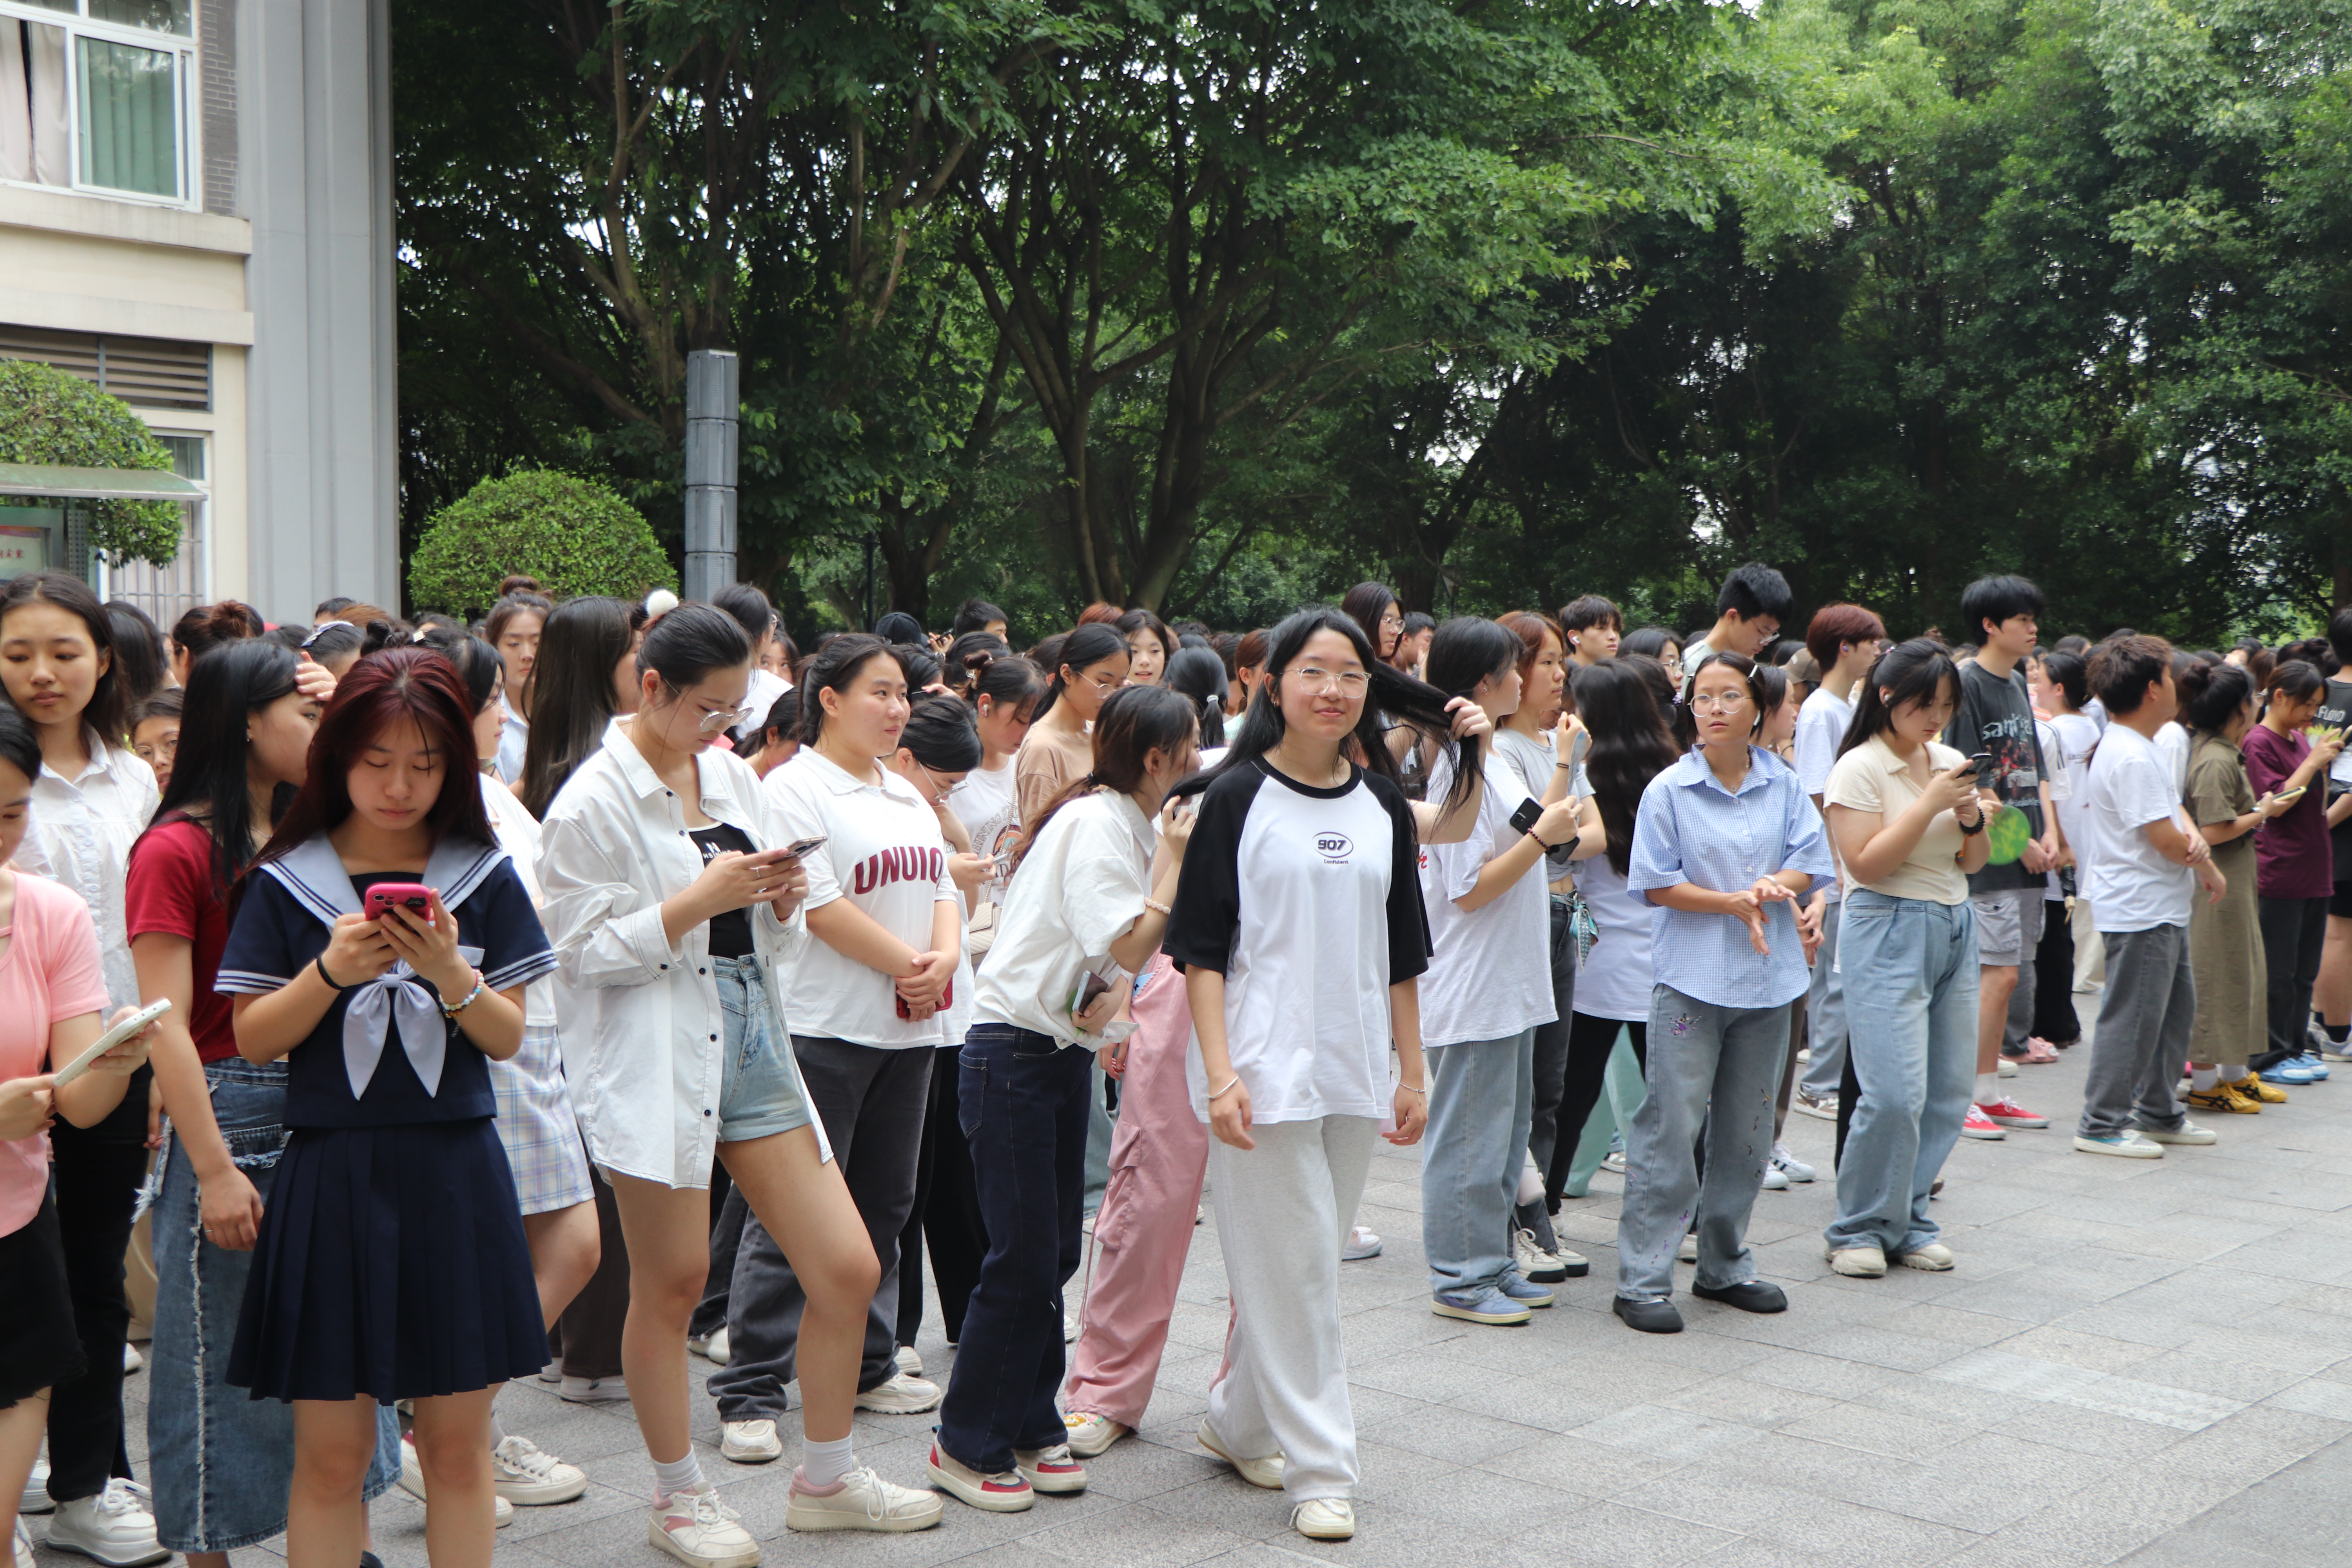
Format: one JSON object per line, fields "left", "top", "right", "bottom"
{"left": 1208, "top": 1075, "right": 1242, "bottom": 1101}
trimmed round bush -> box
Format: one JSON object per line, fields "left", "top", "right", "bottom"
{"left": 0, "top": 359, "right": 183, "bottom": 566}
{"left": 408, "top": 469, "right": 676, "bottom": 616}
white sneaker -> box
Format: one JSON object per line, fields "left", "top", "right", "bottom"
{"left": 1997, "top": 1056, "right": 2018, "bottom": 1078}
{"left": 121, "top": 1344, "right": 142, "bottom": 1375}
{"left": 1341, "top": 1225, "right": 1382, "bottom": 1261}
{"left": 1826, "top": 1244, "right": 1887, "bottom": 1278}
{"left": 537, "top": 1358, "right": 561, "bottom": 1384}
{"left": 1062, "top": 1412, "right": 1125, "bottom": 1458}
{"left": 649, "top": 1486, "right": 758, "bottom": 1568}
{"left": 699, "top": 1328, "right": 731, "bottom": 1367}
{"left": 41, "top": 1479, "right": 169, "bottom": 1566}
{"left": 493, "top": 1435, "right": 588, "bottom": 1505}
{"left": 2138, "top": 1120, "right": 2217, "bottom": 1145}
{"left": 1795, "top": 1047, "right": 1811, "bottom": 1064}
{"left": 1292, "top": 1498, "right": 1354, "bottom": 1540}
{"left": 20, "top": 1457, "right": 51, "bottom": 1514}
{"left": 1513, "top": 1227, "right": 1573, "bottom": 1282}
{"left": 1761, "top": 1165, "right": 1789, "bottom": 1190}
{"left": 559, "top": 1374, "right": 631, "bottom": 1404}
{"left": 13, "top": 1518, "right": 33, "bottom": 1568}
{"left": 1793, "top": 1091, "right": 1838, "bottom": 1122}
{"left": 1600, "top": 1149, "right": 1628, "bottom": 1174}
{"left": 2073, "top": 1131, "right": 2164, "bottom": 1158}
{"left": 721, "top": 1420, "right": 783, "bottom": 1464}
{"left": 925, "top": 1444, "right": 1033, "bottom": 1512}
{"left": 893, "top": 1344, "right": 922, "bottom": 1378}
{"left": 1771, "top": 1143, "right": 1816, "bottom": 1183}
{"left": 399, "top": 1437, "right": 523, "bottom": 1521}
{"left": 854, "top": 1370, "right": 943, "bottom": 1414}
{"left": 1064, "top": 1302, "right": 1081, "bottom": 1343}
{"left": 1013, "top": 1443, "right": 1087, "bottom": 1494}
{"left": 785, "top": 1466, "right": 943, "bottom": 1533}
{"left": 1198, "top": 1420, "right": 1285, "bottom": 1490}
{"left": 1895, "top": 1243, "right": 1955, "bottom": 1271}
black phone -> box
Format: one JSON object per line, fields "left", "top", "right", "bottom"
{"left": 1508, "top": 796, "right": 1544, "bottom": 836}
{"left": 1966, "top": 751, "right": 1996, "bottom": 783}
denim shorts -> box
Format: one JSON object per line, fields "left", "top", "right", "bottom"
{"left": 145, "top": 1059, "right": 398, "bottom": 1552}
{"left": 714, "top": 955, "right": 814, "bottom": 1144}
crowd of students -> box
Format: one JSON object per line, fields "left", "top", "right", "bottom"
{"left": 6, "top": 559, "right": 2352, "bottom": 1565}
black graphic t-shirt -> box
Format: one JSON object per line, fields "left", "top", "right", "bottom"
{"left": 690, "top": 823, "right": 758, "bottom": 958}
{"left": 1943, "top": 660, "right": 2049, "bottom": 896}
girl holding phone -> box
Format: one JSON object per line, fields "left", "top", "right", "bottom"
{"left": 538, "top": 607, "right": 938, "bottom": 1554}
{"left": 2242, "top": 662, "right": 2343, "bottom": 1079}
{"left": 217, "top": 650, "right": 555, "bottom": 1568}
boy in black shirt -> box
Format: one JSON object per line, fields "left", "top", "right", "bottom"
{"left": 1944, "top": 576, "right": 2063, "bottom": 1136}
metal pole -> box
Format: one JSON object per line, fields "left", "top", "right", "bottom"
{"left": 682, "top": 350, "right": 739, "bottom": 602}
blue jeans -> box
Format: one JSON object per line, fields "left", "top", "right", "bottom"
{"left": 936, "top": 1025, "right": 1092, "bottom": 1473}
{"left": 1615, "top": 985, "right": 1791, "bottom": 1301}
{"left": 145, "top": 1060, "right": 397, "bottom": 1552}
{"left": 1800, "top": 898, "right": 1850, "bottom": 1101}
{"left": 1824, "top": 891, "right": 1979, "bottom": 1257}
{"left": 1421, "top": 1028, "right": 1536, "bottom": 1296}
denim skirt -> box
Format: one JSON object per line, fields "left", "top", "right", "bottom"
{"left": 146, "top": 1059, "right": 398, "bottom": 1552}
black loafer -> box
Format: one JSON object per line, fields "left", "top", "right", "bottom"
{"left": 1612, "top": 1295, "right": 1684, "bottom": 1334}
{"left": 1690, "top": 1279, "right": 1787, "bottom": 1314}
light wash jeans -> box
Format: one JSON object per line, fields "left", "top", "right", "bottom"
{"left": 146, "top": 1060, "right": 398, "bottom": 1552}
{"left": 1799, "top": 898, "right": 1849, "bottom": 1101}
{"left": 1615, "top": 985, "right": 1791, "bottom": 1302}
{"left": 1824, "top": 891, "right": 1979, "bottom": 1258}
{"left": 1421, "top": 1027, "right": 1537, "bottom": 1297}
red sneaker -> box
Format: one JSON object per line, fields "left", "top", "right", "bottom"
{"left": 1977, "top": 1098, "right": 2049, "bottom": 1129}
{"left": 1960, "top": 1104, "right": 2007, "bottom": 1140}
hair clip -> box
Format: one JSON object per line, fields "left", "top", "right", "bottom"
{"left": 301, "top": 621, "right": 353, "bottom": 648}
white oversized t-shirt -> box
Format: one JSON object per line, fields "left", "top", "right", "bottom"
{"left": 1794, "top": 686, "right": 1855, "bottom": 905}
{"left": 1414, "top": 750, "right": 1556, "bottom": 1049}
{"left": 973, "top": 790, "right": 1154, "bottom": 1046}
{"left": 2081, "top": 724, "right": 2194, "bottom": 932}
{"left": 764, "top": 749, "right": 958, "bottom": 1047}
{"left": 1163, "top": 760, "right": 1430, "bottom": 1123}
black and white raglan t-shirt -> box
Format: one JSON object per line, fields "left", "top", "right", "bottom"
{"left": 1163, "top": 759, "right": 1431, "bottom": 1125}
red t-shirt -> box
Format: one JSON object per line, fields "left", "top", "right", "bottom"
{"left": 125, "top": 817, "right": 238, "bottom": 1063}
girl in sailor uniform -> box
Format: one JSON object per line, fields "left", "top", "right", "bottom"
{"left": 216, "top": 648, "right": 554, "bottom": 1568}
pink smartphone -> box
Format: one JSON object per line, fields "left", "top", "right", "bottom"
{"left": 364, "top": 883, "right": 437, "bottom": 920}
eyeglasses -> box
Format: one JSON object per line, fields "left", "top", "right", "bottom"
{"left": 696, "top": 701, "right": 757, "bottom": 735}
{"left": 134, "top": 733, "right": 178, "bottom": 765}
{"left": 1290, "top": 666, "right": 1370, "bottom": 695}
{"left": 909, "top": 760, "right": 958, "bottom": 805}
{"left": 1690, "top": 692, "right": 1751, "bottom": 713}
{"left": 1077, "top": 671, "right": 1120, "bottom": 696}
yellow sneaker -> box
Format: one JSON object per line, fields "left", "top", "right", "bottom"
{"left": 2231, "top": 1074, "right": 2289, "bottom": 1105}
{"left": 2187, "top": 1083, "right": 2260, "bottom": 1115}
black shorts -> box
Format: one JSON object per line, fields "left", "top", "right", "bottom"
{"left": 2332, "top": 880, "right": 2352, "bottom": 920}
{"left": 0, "top": 1187, "right": 87, "bottom": 1407}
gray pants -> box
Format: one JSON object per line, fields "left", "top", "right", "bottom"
{"left": 1799, "top": 898, "right": 1849, "bottom": 1101}
{"left": 708, "top": 1036, "right": 931, "bottom": 1419}
{"left": 1615, "top": 984, "right": 1791, "bottom": 1302}
{"left": 2078, "top": 924, "right": 2194, "bottom": 1140}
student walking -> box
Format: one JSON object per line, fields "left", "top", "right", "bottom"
{"left": 1818, "top": 641, "right": 1989, "bottom": 1278}
{"left": 1613, "top": 652, "right": 1832, "bottom": 1334}
{"left": 537, "top": 609, "right": 940, "bottom": 1561}
{"left": 928, "top": 686, "right": 1196, "bottom": 1512}
{"left": 2074, "top": 635, "right": 2228, "bottom": 1159}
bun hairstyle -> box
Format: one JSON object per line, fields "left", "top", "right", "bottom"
{"left": 1012, "top": 684, "right": 1197, "bottom": 877}
{"left": 900, "top": 693, "right": 984, "bottom": 773}
{"left": 1837, "top": 638, "right": 1960, "bottom": 759}
{"left": 497, "top": 574, "right": 545, "bottom": 598}
{"left": 1033, "top": 622, "right": 1128, "bottom": 722}
{"left": 1571, "top": 659, "right": 1679, "bottom": 875}
{"left": 172, "top": 600, "right": 266, "bottom": 665}
{"left": 796, "top": 632, "right": 897, "bottom": 744}
{"left": 944, "top": 631, "right": 1009, "bottom": 695}
{"left": 1163, "top": 645, "right": 1229, "bottom": 750}
{"left": 1670, "top": 649, "right": 1772, "bottom": 751}
{"left": 0, "top": 569, "right": 131, "bottom": 746}
{"left": 2177, "top": 656, "right": 2253, "bottom": 735}
{"left": 965, "top": 650, "right": 1046, "bottom": 720}
{"left": 150, "top": 639, "right": 302, "bottom": 892}
{"left": 637, "top": 602, "right": 753, "bottom": 698}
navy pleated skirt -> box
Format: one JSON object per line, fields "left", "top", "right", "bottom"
{"left": 227, "top": 1118, "right": 547, "bottom": 1404}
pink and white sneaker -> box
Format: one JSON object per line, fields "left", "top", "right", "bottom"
{"left": 1977, "top": 1097, "right": 2049, "bottom": 1129}
{"left": 1960, "top": 1104, "right": 2007, "bottom": 1140}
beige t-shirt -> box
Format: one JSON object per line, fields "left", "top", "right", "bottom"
{"left": 1824, "top": 735, "right": 1971, "bottom": 904}
{"left": 1014, "top": 722, "right": 1095, "bottom": 831}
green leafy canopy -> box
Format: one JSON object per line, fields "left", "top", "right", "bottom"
{"left": 407, "top": 468, "right": 677, "bottom": 617}
{"left": 0, "top": 360, "right": 182, "bottom": 567}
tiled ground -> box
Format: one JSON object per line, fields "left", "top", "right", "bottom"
{"left": 55, "top": 998, "right": 2352, "bottom": 1568}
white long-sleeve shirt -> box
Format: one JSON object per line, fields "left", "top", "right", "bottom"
{"left": 16, "top": 733, "right": 159, "bottom": 1011}
{"left": 535, "top": 717, "right": 821, "bottom": 1189}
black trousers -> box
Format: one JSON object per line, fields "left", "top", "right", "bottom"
{"left": 2255, "top": 895, "right": 2330, "bottom": 1072}
{"left": 897, "top": 1042, "right": 988, "bottom": 1347}
{"left": 1543, "top": 1012, "right": 1648, "bottom": 1211}
{"left": 2031, "top": 900, "right": 2081, "bottom": 1045}
{"left": 551, "top": 1171, "right": 628, "bottom": 1381}
{"left": 45, "top": 1071, "right": 150, "bottom": 1504}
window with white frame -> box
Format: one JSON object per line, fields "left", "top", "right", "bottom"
{"left": 103, "top": 428, "right": 207, "bottom": 621}
{"left": 0, "top": 2, "right": 198, "bottom": 207}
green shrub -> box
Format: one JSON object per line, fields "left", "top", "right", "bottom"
{"left": 408, "top": 469, "right": 676, "bottom": 616}
{"left": 0, "top": 359, "right": 183, "bottom": 566}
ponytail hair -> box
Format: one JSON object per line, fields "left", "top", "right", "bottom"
{"left": 1011, "top": 684, "right": 1196, "bottom": 877}
{"left": 795, "top": 633, "right": 898, "bottom": 745}
{"left": 2179, "top": 657, "right": 2252, "bottom": 735}
{"left": 1838, "top": 639, "right": 1960, "bottom": 760}
{"left": 1033, "top": 623, "right": 1128, "bottom": 723}
{"left": 2042, "top": 649, "right": 2089, "bottom": 713}
{"left": 1163, "top": 646, "right": 1229, "bottom": 750}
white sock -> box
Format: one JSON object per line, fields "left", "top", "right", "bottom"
{"left": 2190, "top": 1067, "right": 2218, "bottom": 1092}
{"left": 2221, "top": 1064, "right": 2246, "bottom": 1084}
{"left": 488, "top": 1405, "right": 507, "bottom": 1445}
{"left": 799, "top": 1433, "right": 854, "bottom": 1490}
{"left": 1974, "top": 1073, "right": 1999, "bottom": 1104}
{"left": 652, "top": 1451, "right": 705, "bottom": 1500}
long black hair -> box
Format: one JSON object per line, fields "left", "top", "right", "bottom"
{"left": 1838, "top": 639, "right": 1961, "bottom": 760}
{"left": 520, "top": 595, "right": 643, "bottom": 818}
{"left": 418, "top": 625, "right": 503, "bottom": 715}
{"left": 149, "top": 638, "right": 303, "bottom": 893}
{"left": 1013, "top": 684, "right": 1196, "bottom": 877}
{"left": 1033, "top": 623, "right": 1128, "bottom": 723}
{"left": 1174, "top": 606, "right": 1477, "bottom": 816}
{"left": 1572, "top": 659, "right": 1679, "bottom": 876}
{"left": 1164, "top": 646, "right": 1229, "bottom": 750}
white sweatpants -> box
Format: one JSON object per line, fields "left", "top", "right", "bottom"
{"left": 1204, "top": 1114, "right": 1377, "bottom": 1501}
